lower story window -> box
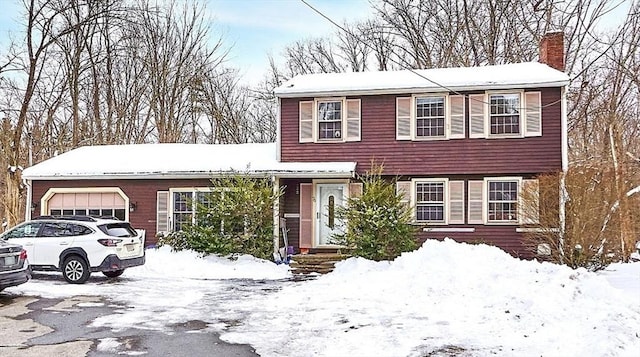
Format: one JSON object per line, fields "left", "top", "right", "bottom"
{"left": 171, "top": 190, "right": 221, "bottom": 231}
{"left": 415, "top": 181, "right": 445, "bottom": 222}
{"left": 50, "top": 208, "right": 125, "bottom": 220}
{"left": 488, "top": 180, "right": 518, "bottom": 222}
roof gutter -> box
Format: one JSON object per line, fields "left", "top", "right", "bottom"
{"left": 22, "top": 170, "right": 357, "bottom": 181}
{"left": 275, "top": 80, "right": 571, "bottom": 98}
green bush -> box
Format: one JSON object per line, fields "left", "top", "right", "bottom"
{"left": 332, "top": 166, "right": 417, "bottom": 261}
{"left": 158, "top": 173, "right": 283, "bottom": 260}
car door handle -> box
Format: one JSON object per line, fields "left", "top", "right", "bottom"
{"left": 59, "top": 242, "right": 69, "bottom": 246}
{"left": 24, "top": 243, "right": 34, "bottom": 246}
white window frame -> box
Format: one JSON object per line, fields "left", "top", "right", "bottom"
{"left": 316, "top": 98, "right": 344, "bottom": 141}
{"left": 169, "top": 187, "right": 218, "bottom": 231}
{"left": 413, "top": 94, "right": 448, "bottom": 140}
{"left": 397, "top": 94, "right": 465, "bottom": 141}
{"left": 484, "top": 177, "right": 522, "bottom": 225}
{"left": 411, "top": 178, "right": 449, "bottom": 224}
{"left": 299, "top": 97, "right": 361, "bottom": 143}
{"left": 487, "top": 91, "right": 524, "bottom": 138}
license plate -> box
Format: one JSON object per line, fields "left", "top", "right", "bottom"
{"left": 3, "top": 256, "right": 17, "bottom": 266}
{"left": 125, "top": 244, "right": 135, "bottom": 252}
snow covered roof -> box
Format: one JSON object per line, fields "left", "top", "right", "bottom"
{"left": 22, "top": 143, "right": 356, "bottom": 180}
{"left": 274, "top": 62, "right": 570, "bottom": 98}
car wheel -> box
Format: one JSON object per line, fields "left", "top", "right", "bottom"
{"left": 62, "top": 255, "right": 90, "bottom": 284}
{"left": 102, "top": 269, "right": 124, "bottom": 278}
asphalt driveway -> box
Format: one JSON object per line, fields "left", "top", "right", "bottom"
{"left": 0, "top": 291, "right": 259, "bottom": 356}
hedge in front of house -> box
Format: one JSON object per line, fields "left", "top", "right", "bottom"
{"left": 159, "top": 173, "right": 283, "bottom": 260}
{"left": 332, "top": 165, "right": 417, "bottom": 261}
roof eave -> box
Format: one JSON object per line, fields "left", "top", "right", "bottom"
{"left": 275, "top": 80, "right": 570, "bottom": 98}
{"left": 24, "top": 169, "right": 357, "bottom": 181}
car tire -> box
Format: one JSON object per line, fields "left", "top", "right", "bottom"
{"left": 102, "top": 269, "right": 124, "bottom": 278}
{"left": 62, "top": 255, "right": 90, "bottom": 284}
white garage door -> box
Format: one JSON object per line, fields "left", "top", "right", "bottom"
{"left": 47, "top": 192, "right": 126, "bottom": 220}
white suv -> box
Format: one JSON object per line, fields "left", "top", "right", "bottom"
{"left": 1, "top": 216, "right": 145, "bottom": 284}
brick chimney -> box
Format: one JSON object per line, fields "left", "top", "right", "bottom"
{"left": 540, "top": 31, "right": 565, "bottom": 72}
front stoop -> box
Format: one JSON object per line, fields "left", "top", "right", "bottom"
{"left": 290, "top": 253, "right": 350, "bottom": 275}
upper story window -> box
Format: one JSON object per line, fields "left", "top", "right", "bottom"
{"left": 415, "top": 97, "right": 446, "bottom": 138}
{"left": 396, "top": 95, "right": 465, "bottom": 141}
{"left": 299, "top": 98, "right": 361, "bottom": 143}
{"left": 469, "top": 91, "right": 542, "bottom": 139}
{"left": 489, "top": 93, "right": 520, "bottom": 135}
{"left": 318, "top": 101, "right": 342, "bottom": 140}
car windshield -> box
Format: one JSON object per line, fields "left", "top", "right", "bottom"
{"left": 98, "top": 223, "right": 137, "bottom": 238}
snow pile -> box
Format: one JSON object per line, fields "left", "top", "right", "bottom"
{"left": 127, "top": 246, "right": 291, "bottom": 280}
{"left": 220, "top": 239, "right": 640, "bottom": 357}
{"left": 9, "top": 239, "right": 640, "bottom": 357}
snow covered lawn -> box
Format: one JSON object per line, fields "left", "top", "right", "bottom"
{"left": 9, "top": 239, "right": 640, "bottom": 357}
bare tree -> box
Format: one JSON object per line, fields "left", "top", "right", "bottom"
{"left": 131, "top": 0, "right": 225, "bottom": 143}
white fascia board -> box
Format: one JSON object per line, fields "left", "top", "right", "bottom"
{"left": 275, "top": 80, "right": 570, "bottom": 98}
{"left": 25, "top": 169, "right": 357, "bottom": 181}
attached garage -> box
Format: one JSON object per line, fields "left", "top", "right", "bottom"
{"left": 41, "top": 189, "right": 129, "bottom": 221}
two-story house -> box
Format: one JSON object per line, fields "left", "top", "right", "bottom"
{"left": 273, "top": 32, "right": 568, "bottom": 257}
{"left": 21, "top": 33, "right": 568, "bottom": 258}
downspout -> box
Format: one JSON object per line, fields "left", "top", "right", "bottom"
{"left": 272, "top": 175, "right": 281, "bottom": 261}
{"left": 558, "top": 85, "right": 569, "bottom": 262}
{"left": 23, "top": 177, "right": 32, "bottom": 221}
{"left": 276, "top": 97, "right": 281, "bottom": 162}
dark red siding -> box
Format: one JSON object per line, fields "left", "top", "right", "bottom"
{"left": 280, "top": 175, "right": 544, "bottom": 258}
{"left": 31, "top": 179, "right": 212, "bottom": 246}
{"left": 280, "top": 88, "right": 563, "bottom": 176}
{"left": 416, "top": 226, "right": 532, "bottom": 259}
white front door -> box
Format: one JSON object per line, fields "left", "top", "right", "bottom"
{"left": 315, "top": 183, "right": 347, "bottom": 246}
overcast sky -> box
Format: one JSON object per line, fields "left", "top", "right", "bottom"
{"left": 0, "top": 0, "right": 631, "bottom": 86}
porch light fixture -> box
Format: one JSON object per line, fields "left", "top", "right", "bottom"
{"left": 129, "top": 202, "right": 137, "bottom": 212}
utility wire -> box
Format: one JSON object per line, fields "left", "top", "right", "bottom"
{"left": 299, "top": 0, "right": 568, "bottom": 110}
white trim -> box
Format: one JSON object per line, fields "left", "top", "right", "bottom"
{"left": 276, "top": 97, "right": 282, "bottom": 162}
{"left": 272, "top": 176, "right": 280, "bottom": 259}
{"left": 283, "top": 213, "right": 300, "bottom": 218}
{"left": 168, "top": 187, "right": 216, "bottom": 230}
{"left": 423, "top": 227, "right": 475, "bottom": 233}
{"left": 275, "top": 81, "right": 570, "bottom": 98}
{"left": 561, "top": 86, "right": 568, "bottom": 172}
{"left": 516, "top": 227, "right": 560, "bottom": 233}
{"left": 312, "top": 179, "right": 349, "bottom": 248}
{"left": 411, "top": 178, "right": 449, "bottom": 225}
{"left": 412, "top": 93, "right": 450, "bottom": 141}
{"left": 26, "top": 169, "right": 357, "bottom": 181}
{"left": 486, "top": 90, "right": 525, "bottom": 139}
{"left": 315, "top": 97, "right": 347, "bottom": 143}
{"left": 40, "top": 187, "right": 130, "bottom": 221}
{"left": 484, "top": 177, "right": 522, "bottom": 225}
{"left": 24, "top": 179, "right": 32, "bottom": 221}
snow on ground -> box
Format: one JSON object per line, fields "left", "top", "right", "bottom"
{"left": 8, "top": 240, "right": 640, "bottom": 357}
